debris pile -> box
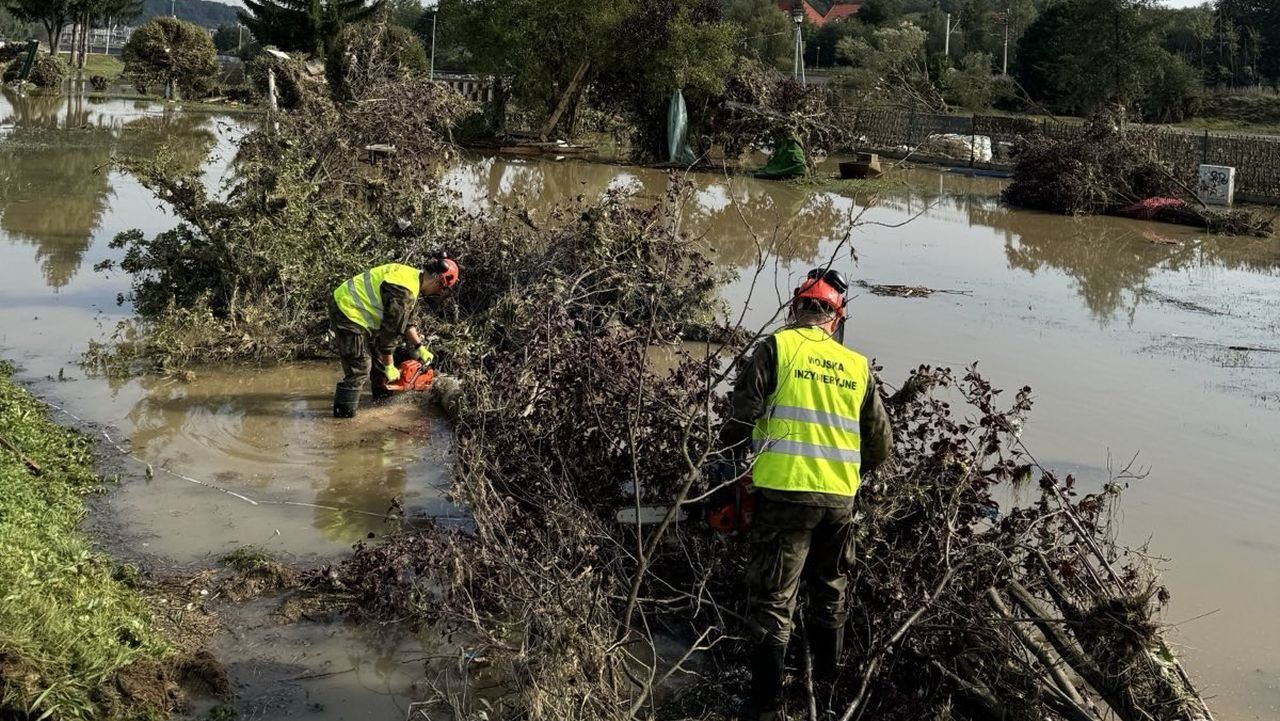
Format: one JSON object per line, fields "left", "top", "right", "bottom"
{"left": 96, "top": 43, "right": 470, "bottom": 369}
{"left": 307, "top": 190, "right": 1215, "bottom": 721}
{"left": 1003, "top": 109, "right": 1272, "bottom": 236}
{"left": 102, "top": 45, "right": 1217, "bottom": 721}
{"left": 708, "top": 59, "right": 842, "bottom": 166}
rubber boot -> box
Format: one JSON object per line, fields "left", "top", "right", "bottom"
{"left": 747, "top": 643, "right": 787, "bottom": 721}
{"left": 370, "top": 367, "right": 393, "bottom": 400}
{"left": 810, "top": 625, "right": 844, "bottom": 684}
{"left": 333, "top": 383, "right": 359, "bottom": 418}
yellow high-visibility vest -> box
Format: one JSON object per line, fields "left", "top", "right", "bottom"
{"left": 751, "top": 326, "right": 871, "bottom": 497}
{"left": 332, "top": 263, "right": 421, "bottom": 331}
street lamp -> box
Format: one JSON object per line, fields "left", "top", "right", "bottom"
{"left": 429, "top": 9, "right": 437, "bottom": 81}
{"left": 791, "top": 4, "right": 806, "bottom": 85}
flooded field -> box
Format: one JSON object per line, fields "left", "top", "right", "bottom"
{"left": 2, "top": 91, "right": 1279, "bottom": 719}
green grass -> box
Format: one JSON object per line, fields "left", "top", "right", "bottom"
{"left": 77, "top": 53, "right": 125, "bottom": 81}
{"left": 0, "top": 362, "right": 167, "bottom": 719}
{"left": 218, "top": 546, "right": 274, "bottom": 572}
{"left": 790, "top": 173, "right": 907, "bottom": 196}
{"left": 1172, "top": 117, "right": 1280, "bottom": 137}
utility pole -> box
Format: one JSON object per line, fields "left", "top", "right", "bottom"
{"left": 1001, "top": 9, "right": 1009, "bottom": 74}
{"left": 170, "top": 0, "right": 176, "bottom": 18}
{"left": 945, "top": 12, "right": 962, "bottom": 57}
{"left": 791, "top": 5, "right": 806, "bottom": 84}
{"left": 429, "top": 10, "right": 437, "bottom": 81}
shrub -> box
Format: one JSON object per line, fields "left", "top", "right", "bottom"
{"left": 941, "top": 52, "right": 996, "bottom": 110}
{"left": 2, "top": 53, "right": 67, "bottom": 88}
{"left": 327, "top": 22, "right": 430, "bottom": 102}
{"left": 122, "top": 17, "right": 220, "bottom": 99}
{"left": 1140, "top": 53, "right": 1203, "bottom": 123}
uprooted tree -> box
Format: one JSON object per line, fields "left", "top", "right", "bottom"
{"left": 96, "top": 33, "right": 472, "bottom": 369}
{"left": 1003, "top": 109, "right": 1274, "bottom": 237}
{"left": 101, "top": 49, "right": 1217, "bottom": 721}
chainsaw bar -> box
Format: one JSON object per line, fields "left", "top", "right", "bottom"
{"left": 615, "top": 505, "right": 679, "bottom": 525}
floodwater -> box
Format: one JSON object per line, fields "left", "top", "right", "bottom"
{"left": 3, "top": 90, "right": 1279, "bottom": 719}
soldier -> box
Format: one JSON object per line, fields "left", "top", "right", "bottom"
{"left": 329, "top": 255, "right": 458, "bottom": 417}
{"left": 719, "top": 268, "right": 893, "bottom": 720}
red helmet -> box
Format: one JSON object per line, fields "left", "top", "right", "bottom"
{"left": 439, "top": 258, "right": 460, "bottom": 290}
{"left": 792, "top": 273, "right": 846, "bottom": 320}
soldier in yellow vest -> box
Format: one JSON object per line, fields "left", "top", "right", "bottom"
{"left": 329, "top": 256, "right": 460, "bottom": 418}
{"left": 718, "top": 268, "right": 892, "bottom": 720}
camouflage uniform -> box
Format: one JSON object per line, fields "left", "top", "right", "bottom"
{"left": 329, "top": 283, "right": 418, "bottom": 393}
{"left": 719, "top": 329, "right": 892, "bottom": 717}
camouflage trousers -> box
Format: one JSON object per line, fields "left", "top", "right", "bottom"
{"left": 745, "top": 495, "right": 857, "bottom": 647}
{"left": 328, "top": 300, "right": 385, "bottom": 393}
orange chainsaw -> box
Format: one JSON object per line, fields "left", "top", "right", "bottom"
{"left": 383, "top": 358, "right": 435, "bottom": 392}
{"left": 373, "top": 345, "right": 437, "bottom": 395}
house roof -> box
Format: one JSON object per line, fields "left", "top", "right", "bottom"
{"left": 775, "top": 0, "right": 861, "bottom": 27}
{"left": 823, "top": 2, "right": 862, "bottom": 21}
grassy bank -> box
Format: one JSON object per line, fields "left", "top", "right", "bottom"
{"left": 0, "top": 362, "right": 168, "bottom": 719}
{"left": 78, "top": 53, "right": 125, "bottom": 81}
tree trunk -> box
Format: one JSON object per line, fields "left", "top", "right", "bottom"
{"left": 70, "top": 19, "right": 80, "bottom": 68}
{"left": 539, "top": 61, "right": 590, "bottom": 141}
{"left": 80, "top": 13, "right": 91, "bottom": 70}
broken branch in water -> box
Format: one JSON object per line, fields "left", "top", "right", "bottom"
{"left": 854, "top": 280, "right": 973, "bottom": 298}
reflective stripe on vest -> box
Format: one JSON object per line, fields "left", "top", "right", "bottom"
{"left": 333, "top": 263, "right": 421, "bottom": 331}
{"left": 751, "top": 326, "right": 871, "bottom": 497}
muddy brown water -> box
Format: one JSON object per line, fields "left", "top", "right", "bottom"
{"left": 2, "top": 91, "right": 1279, "bottom": 719}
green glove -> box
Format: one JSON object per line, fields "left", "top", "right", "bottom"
{"left": 416, "top": 345, "right": 434, "bottom": 366}
{"left": 383, "top": 363, "right": 400, "bottom": 383}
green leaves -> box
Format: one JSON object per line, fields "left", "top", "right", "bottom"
{"left": 121, "top": 17, "right": 219, "bottom": 99}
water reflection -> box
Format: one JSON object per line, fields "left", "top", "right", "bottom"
{"left": 0, "top": 126, "right": 113, "bottom": 288}
{"left": 447, "top": 157, "right": 856, "bottom": 266}
{"left": 0, "top": 90, "right": 217, "bottom": 288}
{"left": 970, "top": 203, "right": 1280, "bottom": 321}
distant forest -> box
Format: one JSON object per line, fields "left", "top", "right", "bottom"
{"left": 137, "top": 0, "right": 240, "bottom": 28}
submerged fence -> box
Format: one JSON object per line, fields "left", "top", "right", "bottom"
{"left": 836, "top": 108, "right": 1280, "bottom": 204}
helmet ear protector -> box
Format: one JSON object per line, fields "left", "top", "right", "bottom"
{"left": 793, "top": 268, "right": 849, "bottom": 320}
{"left": 426, "top": 253, "right": 459, "bottom": 290}
{"left": 807, "top": 267, "right": 848, "bottom": 295}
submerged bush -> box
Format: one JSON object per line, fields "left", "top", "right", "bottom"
{"left": 101, "top": 50, "right": 470, "bottom": 368}
{"left": 2, "top": 53, "right": 67, "bottom": 88}
{"left": 122, "top": 17, "right": 219, "bottom": 99}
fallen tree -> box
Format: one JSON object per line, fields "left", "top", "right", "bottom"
{"left": 306, "top": 176, "right": 1214, "bottom": 721}
{"left": 1003, "top": 109, "right": 1273, "bottom": 237}
{"left": 95, "top": 34, "right": 472, "bottom": 370}
{"left": 101, "top": 56, "right": 1216, "bottom": 721}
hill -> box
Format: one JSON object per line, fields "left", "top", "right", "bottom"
{"left": 137, "top": 0, "right": 240, "bottom": 29}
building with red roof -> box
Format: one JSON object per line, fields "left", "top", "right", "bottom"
{"left": 775, "top": 0, "right": 863, "bottom": 27}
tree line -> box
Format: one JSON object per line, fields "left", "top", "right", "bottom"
{"left": 9, "top": 0, "right": 1274, "bottom": 130}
